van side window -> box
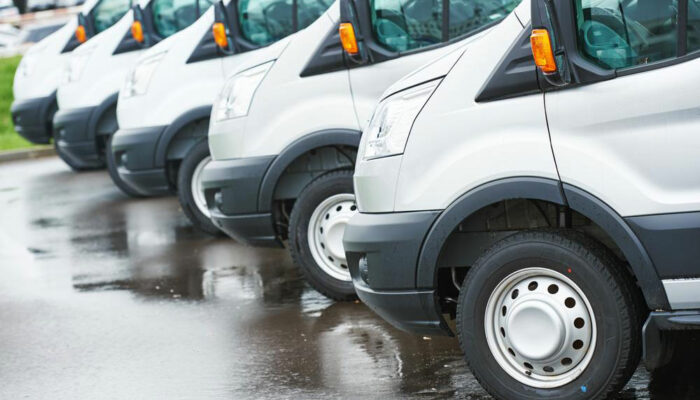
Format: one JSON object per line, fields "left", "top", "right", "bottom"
{"left": 575, "top": 0, "right": 678, "bottom": 69}
{"left": 370, "top": 0, "right": 522, "bottom": 53}
{"left": 238, "top": 0, "right": 294, "bottom": 45}
{"left": 152, "top": 0, "right": 197, "bottom": 38}
{"left": 92, "top": 0, "right": 132, "bottom": 33}
{"left": 687, "top": 0, "right": 700, "bottom": 52}
{"left": 449, "top": 0, "right": 520, "bottom": 39}
{"left": 297, "top": 0, "right": 334, "bottom": 30}
{"left": 371, "top": 0, "right": 443, "bottom": 52}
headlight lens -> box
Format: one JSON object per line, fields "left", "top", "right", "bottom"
{"left": 214, "top": 61, "right": 273, "bottom": 122}
{"left": 362, "top": 79, "right": 440, "bottom": 161}
{"left": 122, "top": 51, "right": 167, "bottom": 98}
{"left": 63, "top": 45, "right": 96, "bottom": 83}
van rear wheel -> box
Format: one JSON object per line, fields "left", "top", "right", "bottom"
{"left": 456, "top": 230, "right": 641, "bottom": 400}
{"left": 105, "top": 135, "right": 144, "bottom": 197}
{"left": 177, "top": 140, "right": 221, "bottom": 236}
{"left": 288, "top": 170, "right": 358, "bottom": 301}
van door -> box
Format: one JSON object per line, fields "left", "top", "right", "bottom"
{"left": 544, "top": 0, "right": 700, "bottom": 282}
{"left": 348, "top": 0, "right": 523, "bottom": 126}
{"left": 545, "top": 0, "right": 700, "bottom": 218}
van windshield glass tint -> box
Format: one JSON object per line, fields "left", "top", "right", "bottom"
{"left": 370, "top": 0, "right": 521, "bottom": 52}
{"left": 238, "top": 0, "right": 294, "bottom": 45}
{"left": 93, "top": 0, "right": 132, "bottom": 33}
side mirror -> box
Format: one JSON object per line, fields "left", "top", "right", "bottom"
{"left": 76, "top": 13, "right": 89, "bottom": 43}
{"left": 530, "top": 0, "right": 569, "bottom": 87}
{"left": 531, "top": 0, "right": 614, "bottom": 89}
{"left": 131, "top": 5, "right": 146, "bottom": 45}
{"left": 213, "top": 1, "right": 234, "bottom": 54}
{"left": 339, "top": 0, "right": 368, "bottom": 65}
{"left": 530, "top": 28, "right": 568, "bottom": 87}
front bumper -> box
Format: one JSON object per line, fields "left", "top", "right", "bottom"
{"left": 10, "top": 94, "right": 56, "bottom": 144}
{"left": 343, "top": 211, "right": 452, "bottom": 336}
{"left": 201, "top": 156, "right": 280, "bottom": 247}
{"left": 54, "top": 106, "right": 102, "bottom": 169}
{"left": 111, "top": 126, "right": 170, "bottom": 196}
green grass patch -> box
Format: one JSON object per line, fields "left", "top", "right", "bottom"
{"left": 0, "top": 56, "right": 35, "bottom": 152}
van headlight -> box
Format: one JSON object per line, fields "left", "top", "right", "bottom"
{"left": 214, "top": 61, "right": 273, "bottom": 122}
{"left": 122, "top": 51, "right": 166, "bottom": 98}
{"left": 362, "top": 79, "right": 440, "bottom": 160}
{"left": 63, "top": 45, "right": 96, "bottom": 83}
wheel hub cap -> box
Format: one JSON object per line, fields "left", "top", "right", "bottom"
{"left": 307, "top": 193, "right": 357, "bottom": 282}
{"left": 484, "top": 268, "right": 596, "bottom": 388}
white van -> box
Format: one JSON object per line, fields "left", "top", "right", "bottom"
{"left": 52, "top": 0, "right": 213, "bottom": 170}
{"left": 109, "top": 0, "right": 332, "bottom": 235}
{"left": 11, "top": 0, "right": 116, "bottom": 146}
{"left": 344, "top": 0, "right": 700, "bottom": 398}
{"left": 200, "top": 0, "right": 520, "bottom": 300}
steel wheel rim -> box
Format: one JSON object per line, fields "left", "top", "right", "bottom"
{"left": 484, "top": 267, "right": 596, "bottom": 388}
{"left": 191, "top": 156, "right": 211, "bottom": 218}
{"left": 307, "top": 193, "right": 357, "bottom": 282}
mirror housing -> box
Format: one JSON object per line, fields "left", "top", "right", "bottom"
{"left": 213, "top": 1, "right": 234, "bottom": 55}
{"left": 531, "top": 0, "right": 614, "bottom": 89}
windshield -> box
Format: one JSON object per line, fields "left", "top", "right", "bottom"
{"left": 92, "top": 0, "right": 132, "bottom": 33}
{"left": 152, "top": 0, "right": 216, "bottom": 37}
{"left": 238, "top": 0, "right": 333, "bottom": 45}
{"left": 370, "top": 0, "right": 521, "bottom": 52}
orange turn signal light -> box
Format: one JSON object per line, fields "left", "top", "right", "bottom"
{"left": 212, "top": 22, "right": 228, "bottom": 49}
{"left": 339, "top": 22, "right": 358, "bottom": 55}
{"left": 131, "top": 20, "right": 144, "bottom": 43}
{"left": 530, "top": 29, "right": 557, "bottom": 74}
{"left": 75, "top": 25, "right": 87, "bottom": 43}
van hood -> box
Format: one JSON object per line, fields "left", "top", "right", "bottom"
{"left": 222, "top": 34, "right": 294, "bottom": 80}
{"left": 380, "top": 41, "right": 468, "bottom": 102}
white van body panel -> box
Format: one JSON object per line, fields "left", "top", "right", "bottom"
{"left": 13, "top": 0, "right": 99, "bottom": 100}
{"left": 546, "top": 58, "right": 700, "bottom": 217}
{"left": 57, "top": 0, "right": 150, "bottom": 110}
{"left": 117, "top": 9, "right": 221, "bottom": 129}
{"left": 354, "top": 10, "right": 556, "bottom": 213}
{"left": 208, "top": 3, "right": 349, "bottom": 160}
{"left": 207, "top": 36, "right": 294, "bottom": 159}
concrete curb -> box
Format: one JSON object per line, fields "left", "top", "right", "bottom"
{"left": 0, "top": 146, "right": 55, "bottom": 163}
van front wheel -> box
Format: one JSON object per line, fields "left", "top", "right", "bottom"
{"left": 288, "top": 170, "right": 358, "bottom": 301}
{"left": 457, "top": 230, "right": 641, "bottom": 400}
{"left": 177, "top": 140, "right": 221, "bottom": 236}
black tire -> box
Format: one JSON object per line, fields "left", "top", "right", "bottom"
{"left": 177, "top": 140, "right": 221, "bottom": 236}
{"left": 105, "top": 134, "right": 144, "bottom": 197}
{"left": 456, "top": 230, "right": 641, "bottom": 400}
{"left": 288, "top": 169, "right": 357, "bottom": 301}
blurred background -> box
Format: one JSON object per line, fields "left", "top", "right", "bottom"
{"left": 0, "top": 0, "right": 80, "bottom": 153}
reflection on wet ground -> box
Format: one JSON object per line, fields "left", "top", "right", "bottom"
{"left": 0, "top": 157, "right": 698, "bottom": 399}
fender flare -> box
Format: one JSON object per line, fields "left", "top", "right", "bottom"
{"left": 154, "top": 105, "right": 212, "bottom": 168}
{"left": 415, "top": 177, "right": 669, "bottom": 310}
{"left": 256, "top": 129, "right": 361, "bottom": 212}
{"left": 87, "top": 92, "right": 118, "bottom": 140}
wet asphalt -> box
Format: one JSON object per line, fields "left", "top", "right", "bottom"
{"left": 0, "top": 156, "right": 699, "bottom": 400}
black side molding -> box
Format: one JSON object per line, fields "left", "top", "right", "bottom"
{"left": 475, "top": 24, "right": 540, "bottom": 102}
{"left": 644, "top": 311, "right": 700, "bottom": 370}
{"left": 627, "top": 211, "right": 700, "bottom": 279}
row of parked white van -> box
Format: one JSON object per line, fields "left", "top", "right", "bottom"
{"left": 11, "top": 0, "right": 700, "bottom": 398}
